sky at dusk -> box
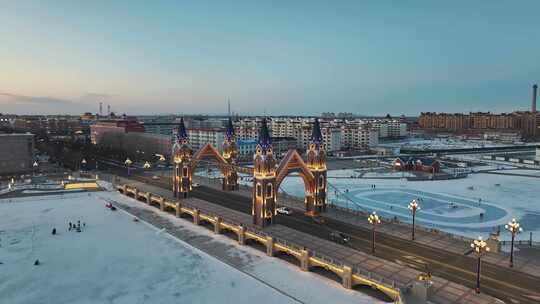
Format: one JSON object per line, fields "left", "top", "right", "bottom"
{"left": 1, "top": 1, "right": 540, "bottom": 116}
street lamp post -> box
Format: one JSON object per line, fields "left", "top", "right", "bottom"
{"left": 125, "top": 158, "right": 132, "bottom": 176}
{"left": 471, "top": 236, "right": 490, "bottom": 294}
{"left": 81, "top": 158, "right": 87, "bottom": 172}
{"left": 368, "top": 211, "right": 381, "bottom": 254}
{"left": 158, "top": 154, "right": 166, "bottom": 177}
{"left": 32, "top": 161, "right": 39, "bottom": 176}
{"left": 505, "top": 218, "right": 523, "bottom": 268}
{"left": 408, "top": 199, "right": 420, "bottom": 240}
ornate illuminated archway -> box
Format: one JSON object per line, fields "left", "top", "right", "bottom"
{"left": 172, "top": 118, "right": 240, "bottom": 197}
{"left": 252, "top": 118, "right": 327, "bottom": 227}
{"left": 192, "top": 143, "right": 239, "bottom": 191}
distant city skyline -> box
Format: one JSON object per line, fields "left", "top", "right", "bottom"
{"left": 1, "top": 1, "right": 539, "bottom": 116}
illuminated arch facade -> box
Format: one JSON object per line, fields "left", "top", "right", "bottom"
{"left": 305, "top": 118, "right": 327, "bottom": 213}
{"left": 172, "top": 118, "right": 193, "bottom": 198}
{"left": 221, "top": 118, "right": 239, "bottom": 191}
{"left": 173, "top": 117, "right": 240, "bottom": 197}
{"left": 252, "top": 119, "right": 277, "bottom": 227}
{"left": 252, "top": 118, "right": 327, "bottom": 226}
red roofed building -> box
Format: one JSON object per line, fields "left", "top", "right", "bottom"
{"left": 90, "top": 118, "right": 144, "bottom": 145}
{"left": 393, "top": 157, "right": 440, "bottom": 173}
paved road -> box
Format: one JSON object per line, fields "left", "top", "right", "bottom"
{"left": 99, "top": 163, "right": 540, "bottom": 303}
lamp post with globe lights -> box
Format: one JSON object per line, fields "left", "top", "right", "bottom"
{"left": 125, "top": 158, "right": 133, "bottom": 176}
{"left": 471, "top": 236, "right": 490, "bottom": 294}
{"left": 408, "top": 199, "right": 420, "bottom": 240}
{"left": 505, "top": 218, "right": 523, "bottom": 268}
{"left": 81, "top": 158, "right": 87, "bottom": 172}
{"left": 32, "top": 161, "right": 39, "bottom": 176}
{"left": 368, "top": 211, "right": 381, "bottom": 254}
{"left": 158, "top": 154, "right": 166, "bottom": 177}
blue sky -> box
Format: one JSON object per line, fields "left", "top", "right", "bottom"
{"left": 1, "top": 1, "right": 539, "bottom": 115}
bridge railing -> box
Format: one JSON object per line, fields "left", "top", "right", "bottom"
{"left": 245, "top": 225, "right": 268, "bottom": 238}
{"left": 352, "top": 266, "right": 398, "bottom": 288}
{"left": 273, "top": 237, "right": 304, "bottom": 252}
{"left": 309, "top": 250, "right": 344, "bottom": 268}
{"left": 500, "top": 239, "right": 540, "bottom": 248}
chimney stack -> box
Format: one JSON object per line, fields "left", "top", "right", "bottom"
{"left": 533, "top": 84, "right": 538, "bottom": 112}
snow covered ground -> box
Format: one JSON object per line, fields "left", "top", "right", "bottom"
{"left": 379, "top": 138, "right": 512, "bottom": 150}
{"left": 0, "top": 191, "right": 381, "bottom": 304}
{"left": 194, "top": 166, "right": 540, "bottom": 241}
{"left": 279, "top": 171, "right": 540, "bottom": 241}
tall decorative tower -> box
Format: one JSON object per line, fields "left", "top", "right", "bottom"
{"left": 172, "top": 118, "right": 193, "bottom": 198}
{"left": 306, "top": 118, "right": 327, "bottom": 213}
{"left": 252, "top": 119, "right": 277, "bottom": 227}
{"left": 222, "top": 117, "right": 239, "bottom": 191}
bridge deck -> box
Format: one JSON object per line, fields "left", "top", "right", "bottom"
{"left": 264, "top": 224, "right": 420, "bottom": 288}
{"left": 119, "top": 178, "right": 253, "bottom": 225}
{"left": 114, "top": 176, "right": 503, "bottom": 304}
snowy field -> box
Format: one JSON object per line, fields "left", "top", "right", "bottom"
{"left": 0, "top": 191, "right": 381, "bottom": 304}
{"left": 279, "top": 171, "right": 540, "bottom": 242}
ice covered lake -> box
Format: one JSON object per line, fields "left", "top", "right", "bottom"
{"left": 0, "top": 191, "right": 381, "bottom": 304}
{"left": 280, "top": 170, "right": 540, "bottom": 241}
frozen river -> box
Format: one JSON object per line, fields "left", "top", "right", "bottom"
{"left": 0, "top": 191, "right": 381, "bottom": 304}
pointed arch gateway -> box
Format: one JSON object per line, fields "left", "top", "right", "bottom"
{"left": 251, "top": 118, "right": 328, "bottom": 226}
{"left": 275, "top": 150, "right": 315, "bottom": 191}
{"left": 192, "top": 143, "right": 239, "bottom": 191}
{"left": 275, "top": 150, "right": 319, "bottom": 212}
{"left": 172, "top": 116, "right": 241, "bottom": 197}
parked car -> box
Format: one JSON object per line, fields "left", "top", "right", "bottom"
{"left": 312, "top": 215, "right": 326, "bottom": 225}
{"left": 276, "top": 207, "right": 293, "bottom": 215}
{"left": 329, "top": 231, "right": 350, "bottom": 244}
{"left": 151, "top": 175, "right": 160, "bottom": 180}
{"left": 192, "top": 182, "right": 201, "bottom": 188}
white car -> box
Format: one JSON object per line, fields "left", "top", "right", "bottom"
{"left": 276, "top": 207, "right": 292, "bottom": 215}
{"left": 151, "top": 175, "right": 160, "bottom": 180}
{"left": 192, "top": 183, "right": 201, "bottom": 188}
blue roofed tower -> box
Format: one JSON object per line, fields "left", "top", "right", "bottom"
{"left": 172, "top": 118, "right": 193, "bottom": 198}
{"left": 306, "top": 118, "right": 327, "bottom": 213}
{"left": 252, "top": 118, "right": 277, "bottom": 226}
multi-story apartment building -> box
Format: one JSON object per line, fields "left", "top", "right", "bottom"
{"left": 233, "top": 116, "right": 395, "bottom": 153}
{"left": 236, "top": 118, "right": 259, "bottom": 140}
{"left": 419, "top": 111, "right": 540, "bottom": 139}
{"left": 368, "top": 120, "right": 407, "bottom": 138}
{"left": 340, "top": 124, "right": 379, "bottom": 150}
{"left": 138, "top": 115, "right": 178, "bottom": 136}
{"left": 90, "top": 118, "right": 145, "bottom": 145}
{"left": 186, "top": 128, "right": 226, "bottom": 152}
{"left": 12, "top": 115, "right": 84, "bottom": 135}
